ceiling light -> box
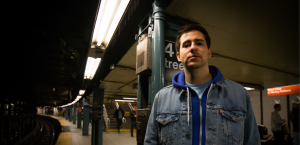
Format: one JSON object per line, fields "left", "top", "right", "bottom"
{"left": 92, "top": 0, "right": 130, "bottom": 48}
{"left": 123, "top": 97, "right": 137, "bottom": 100}
{"left": 84, "top": 57, "right": 101, "bottom": 80}
{"left": 115, "top": 99, "right": 136, "bottom": 102}
{"left": 79, "top": 90, "right": 85, "bottom": 96}
{"left": 244, "top": 87, "right": 255, "bottom": 90}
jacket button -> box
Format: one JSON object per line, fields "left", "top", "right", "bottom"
{"left": 234, "top": 115, "right": 238, "bottom": 119}
{"left": 185, "top": 93, "right": 187, "bottom": 96}
{"left": 186, "top": 107, "right": 188, "bottom": 111}
{"left": 163, "top": 118, "right": 166, "bottom": 122}
{"left": 186, "top": 133, "right": 190, "bottom": 138}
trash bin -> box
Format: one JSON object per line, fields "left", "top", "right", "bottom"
{"left": 258, "top": 125, "right": 268, "bottom": 145}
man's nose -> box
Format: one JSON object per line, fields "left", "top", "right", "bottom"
{"left": 190, "top": 42, "right": 197, "bottom": 52}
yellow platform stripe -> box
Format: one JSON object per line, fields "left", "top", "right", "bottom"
{"left": 105, "top": 129, "right": 136, "bottom": 132}
{"left": 59, "top": 120, "right": 68, "bottom": 126}
{"left": 56, "top": 132, "right": 72, "bottom": 145}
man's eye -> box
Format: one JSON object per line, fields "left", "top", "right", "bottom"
{"left": 196, "top": 43, "right": 202, "bottom": 46}
{"left": 183, "top": 43, "right": 190, "bottom": 48}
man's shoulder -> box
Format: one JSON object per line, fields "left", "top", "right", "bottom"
{"left": 157, "top": 85, "right": 182, "bottom": 95}
{"left": 223, "top": 79, "right": 245, "bottom": 89}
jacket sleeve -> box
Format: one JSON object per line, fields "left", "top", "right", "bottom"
{"left": 243, "top": 93, "right": 261, "bottom": 145}
{"left": 114, "top": 110, "right": 117, "bottom": 118}
{"left": 144, "top": 94, "right": 159, "bottom": 144}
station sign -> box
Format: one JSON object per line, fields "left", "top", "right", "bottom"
{"left": 164, "top": 37, "right": 184, "bottom": 81}
{"left": 267, "top": 84, "right": 300, "bottom": 97}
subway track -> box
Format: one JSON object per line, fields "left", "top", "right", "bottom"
{"left": 30, "top": 115, "right": 61, "bottom": 145}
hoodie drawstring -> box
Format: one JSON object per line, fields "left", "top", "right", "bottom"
{"left": 187, "top": 87, "right": 190, "bottom": 126}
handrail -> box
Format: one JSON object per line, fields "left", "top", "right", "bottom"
{"left": 103, "top": 104, "right": 110, "bottom": 129}
{"left": 128, "top": 102, "right": 133, "bottom": 111}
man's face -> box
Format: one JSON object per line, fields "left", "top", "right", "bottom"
{"left": 176, "top": 30, "right": 211, "bottom": 70}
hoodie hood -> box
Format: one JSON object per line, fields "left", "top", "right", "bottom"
{"left": 172, "top": 65, "right": 223, "bottom": 88}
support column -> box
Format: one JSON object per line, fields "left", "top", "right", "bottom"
{"left": 91, "top": 88, "right": 104, "bottom": 145}
{"left": 73, "top": 104, "right": 76, "bottom": 124}
{"left": 66, "top": 108, "right": 69, "bottom": 120}
{"left": 82, "top": 98, "right": 90, "bottom": 135}
{"left": 69, "top": 106, "right": 72, "bottom": 122}
{"left": 77, "top": 102, "right": 82, "bottom": 128}
{"left": 151, "top": 1, "right": 165, "bottom": 104}
{"left": 260, "top": 90, "right": 263, "bottom": 124}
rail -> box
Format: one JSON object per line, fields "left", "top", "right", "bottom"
{"left": 128, "top": 102, "right": 133, "bottom": 111}
{"left": 103, "top": 104, "right": 110, "bottom": 129}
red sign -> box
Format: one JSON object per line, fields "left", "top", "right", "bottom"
{"left": 267, "top": 84, "right": 300, "bottom": 97}
{"left": 78, "top": 107, "right": 82, "bottom": 113}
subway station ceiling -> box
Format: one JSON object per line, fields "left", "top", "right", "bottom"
{"left": 98, "top": 0, "right": 299, "bottom": 101}
{"left": 5, "top": 0, "right": 298, "bottom": 106}
{"left": 5, "top": 0, "right": 100, "bottom": 106}
{"left": 164, "top": 0, "right": 299, "bottom": 88}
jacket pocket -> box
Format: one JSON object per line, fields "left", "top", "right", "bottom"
{"left": 220, "top": 110, "right": 246, "bottom": 142}
{"left": 156, "top": 114, "right": 179, "bottom": 144}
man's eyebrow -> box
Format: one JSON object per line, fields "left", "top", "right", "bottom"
{"left": 182, "top": 39, "right": 205, "bottom": 44}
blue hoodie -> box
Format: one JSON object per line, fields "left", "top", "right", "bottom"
{"left": 172, "top": 65, "right": 223, "bottom": 145}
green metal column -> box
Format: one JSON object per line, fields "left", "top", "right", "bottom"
{"left": 66, "top": 108, "right": 68, "bottom": 120}
{"left": 77, "top": 102, "right": 82, "bottom": 128}
{"left": 91, "top": 88, "right": 104, "bottom": 145}
{"left": 73, "top": 104, "right": 76, "bottom": 124}
{"left": 151, "top": 1, "right": 165, "bottom": 104}
{"left": 137, "top": 25, "right": 143, "bottom": 110}
{"left": 69, "top": 106, "right": 72, "bottom": 122}
{"left": 82, "top": 98, "right": 90, "bottom": 135}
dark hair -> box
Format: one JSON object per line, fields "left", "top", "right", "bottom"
{"left": 175, "top": 24, "right": 211, "bottom": 53}
{"left": 274, "top": 104, "right": 281, "bottom": 109}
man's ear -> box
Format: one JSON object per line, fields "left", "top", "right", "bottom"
{"left": 176, "top": 52, "right": 181, "bottom": 62}
{"left": 208, "top": 48, "right": 212, "bottom": 58}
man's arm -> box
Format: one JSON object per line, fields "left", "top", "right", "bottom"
{"left": 243, "top": 93, "right": 260, "bottom": 144}
{"left": 144, "top": 95, "right": 159, "bottom": 144}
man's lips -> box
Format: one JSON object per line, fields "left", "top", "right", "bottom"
{"left": 188, "top": 55, "right": 200, "bottom": 60}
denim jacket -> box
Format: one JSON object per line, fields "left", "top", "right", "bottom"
{"left": 144, "top": 66, "right": 260, "bottom": 145}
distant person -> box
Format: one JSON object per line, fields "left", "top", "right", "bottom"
{"left": 271, "top": 104, "right": 286, "bottom": 145}
{"left": 290, "top": 99, "right": 299, "bottom": 145}
{"left": 114, "top": 105, "right": 124, "bottom": 133}
{"left": 129, "top": 106, "right": 137, "bottom": 137}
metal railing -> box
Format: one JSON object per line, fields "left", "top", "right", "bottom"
{"left": 128, "top": 102, "right": 133, "bottom": 111}
{"left": 103, "top": 105, "right": 110, "bottom": 129}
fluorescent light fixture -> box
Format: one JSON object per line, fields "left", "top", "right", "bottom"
{"left": 92, "top": 0, "right": 130, "bottom": 48}
{"left": 84, "top": 57, "right": 101, "bottom": 80}
{"left": 115, "top": 99, "right": 136, "bottom": 102}
{"left": 79, "top": 90, "right": 85, "bottom": 96}
{"left": 244, "top": 87, "right": 255, "bottom": 90}
{"left": 123, "top": 97, "right": 137, "bottom": 100}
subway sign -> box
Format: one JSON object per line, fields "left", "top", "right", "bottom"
{"left": 267, "top": 84, "right": 300, "bottom": 97}
{"left": 164, "top": 37, "right": 183, "bottom": 81}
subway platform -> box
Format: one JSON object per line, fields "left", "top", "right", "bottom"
{"left": 43, "top": 115, "right": 137, "bottom": 145}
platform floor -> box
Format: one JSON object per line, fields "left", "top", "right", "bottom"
{"left": 52, "top": 115, "right": 137, "bottom": 145}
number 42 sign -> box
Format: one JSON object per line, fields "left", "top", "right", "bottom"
{"left": 164, "top": 39, "right": 184, "bottom": 81}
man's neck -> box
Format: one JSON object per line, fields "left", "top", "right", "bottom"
{"left": 184, "top": 65, "right": 212, "bottom": 85}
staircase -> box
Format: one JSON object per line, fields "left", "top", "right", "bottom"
{"left": 104, "top": 102, "right": 133, "bottom": 132}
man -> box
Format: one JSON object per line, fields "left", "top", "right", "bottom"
{"left": 114, "top": 105, "right": 124, "bottom": 133}
{"left": 290, "top": 99, "right": 299, "bottom": 145}
{"left": 130, "top": 106, "right": 137, "bottom": 137}
{"left": 271, "top": 104, "right": 286, "bottom": 145}
{"left": 144, "top": 24, "right": 260, "bottom": 145}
